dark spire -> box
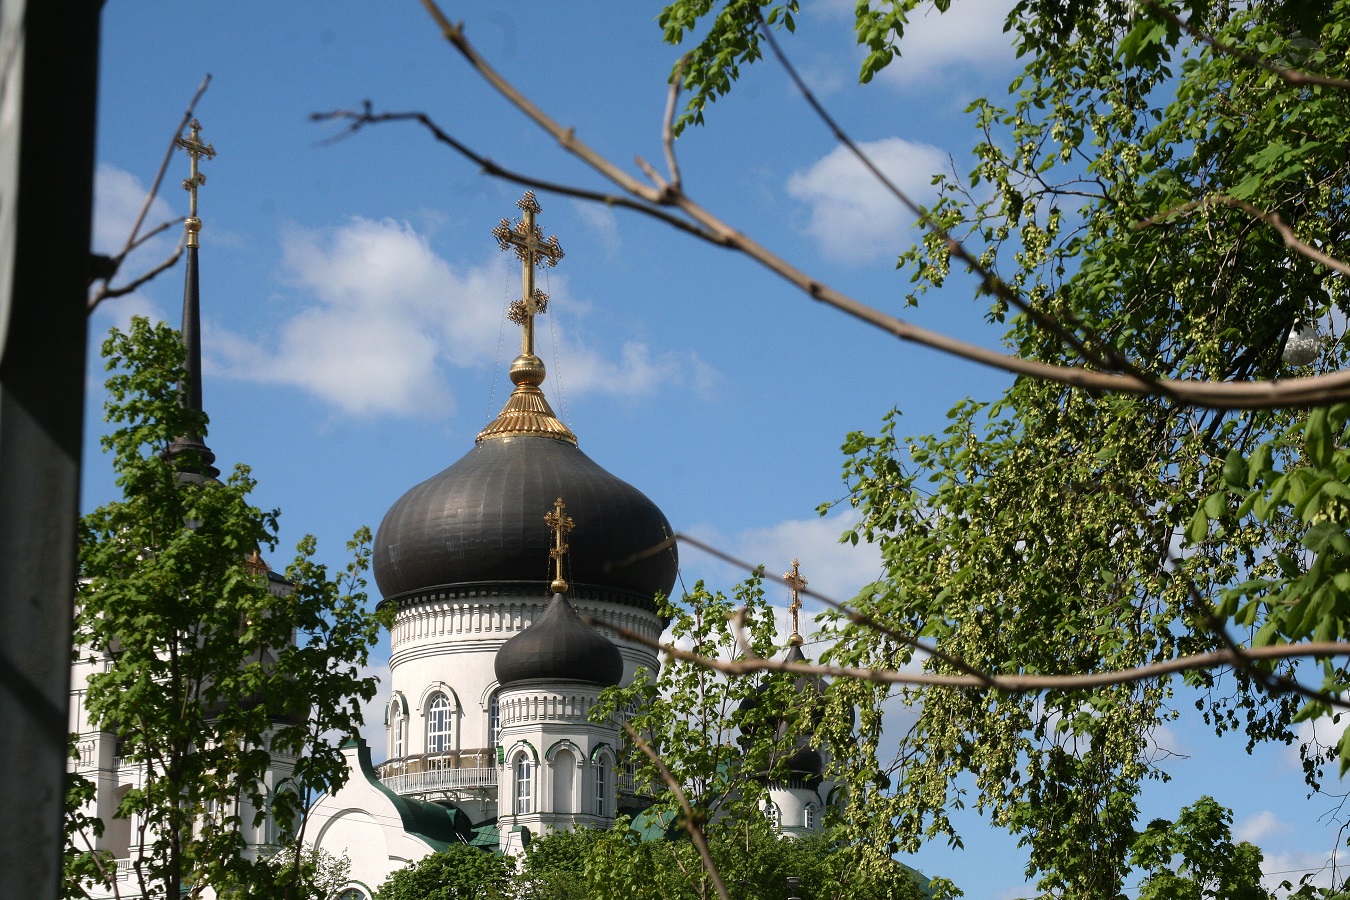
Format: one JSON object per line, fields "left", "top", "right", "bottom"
{"left": 165, "top": 119, "right": 219, "bottom": 482}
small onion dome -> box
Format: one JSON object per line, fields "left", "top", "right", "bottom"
{"left": 737, "top": 643, "right": 827, "bottom": 782}
{"left": 495, "top": 592, "right": 623, "bottom": 687}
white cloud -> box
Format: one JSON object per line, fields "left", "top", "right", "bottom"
{"left": 1236, "top": 810, "right": 1292, "bottom": 844}
{"left": 873, "top": 0, "right": 1019, "bottom": 87}
{"left": 570, "top": 200, "right": 620, "bottom": 257}
{"left": 1284, "top": 711, "right": 1346, "bottom": 769}
{"left": 811, "top": 0, "right": 1019, "bottom": 87}
{"left": 90, "top": 164, "right": 177, "bottom": 329}
{"left": 786, "top": 137, "right": 949, "bottom": 262}
{"left": 1261, "top": 849, "right": 1341, "bottom": 894}
{"left": 684, "top": 509, "right": 883, "bottom": 611}
{"left": 209, "top": 216, "right": 715, "bottom": 418}
{"left": 92, "top": 163, "right": 178, "bottom": 257}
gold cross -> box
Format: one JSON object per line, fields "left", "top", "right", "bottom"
{"left": 493, "top": 191, "right": 564, "bottom": 357}
{"left": 784, "top": 558, "right": 807, "bottom": 645}
{"left": 175, "top": 119, "right": 216, "bottom": 248}
{"left": 544, "top": 497, "right": 575, "bottom": 594}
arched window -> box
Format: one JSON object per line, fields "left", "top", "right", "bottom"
{"left": 804, "top": 803, "right": 817, "bottom": 830}
{"left": 389, "top": 698, "right": 405, "bottom": 759}
{"left": 426, "top": 693, "right": 452, "bottom": 754}
{"left": 594, "top": 759, "right": 607, "bottom": 816}
{"left": 488, "top": 694, "right": 500, "bottom": 749}
{"left": 337, "top": 889, "right": 369, "bottom": 900}
{"left": 515, "top": 756, "right": 533, "bottom": 815}
{"left": 766, "top": 802, "right": 782, "bottom": 830}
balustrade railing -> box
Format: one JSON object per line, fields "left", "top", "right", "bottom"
{"left": 379, "top": 767, "right": 498, "bottom": 795}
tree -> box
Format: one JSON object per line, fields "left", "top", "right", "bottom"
{"left": 655, "top": 0, "right": 1350, "bottom": 895}
{"left": 373, "top": 843, "right": 513, "bottom": 900}
{"left": 1129, "top": 797, "right": 1271, "bottom": 900}
{"left": 589, "top": 580, "right": 938, "bottom": 900}
{"left": 67, "top": 317, "right": 389, "bottom": 900}
{"left": 520, "top": 818, "right": 934, "bottom": 900}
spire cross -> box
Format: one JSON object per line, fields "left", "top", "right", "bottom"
{"left": 545, "top": 497, "right": 575, "bottom": 594}
{"left": 174, "top": 118, "right": 216, "bottom": 247}
{"left": 784, "top": 558, "right": 807, "bottom": 645}
{"left": 493, "top": 191, "right": 565, "bottom": 357}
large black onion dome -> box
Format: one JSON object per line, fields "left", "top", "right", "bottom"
{"left": 373, "top": 435, "right": 677, "bottom": 604}
{"left": 495, "top": 592, "right": 623, "bottom": 687}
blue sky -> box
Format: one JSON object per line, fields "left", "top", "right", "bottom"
{"left": 88, "top": 2, "right": 1343, "bottom": 896}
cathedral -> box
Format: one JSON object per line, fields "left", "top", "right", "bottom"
{"left": 70, "top": 130, "right": 832, "bottom": 900}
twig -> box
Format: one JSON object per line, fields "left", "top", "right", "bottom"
{"left": 624, "top": 723, "right": 730, "bottom": 900}
{"left": 1140, "top": 0, "right": 1350, "bottom": 92}
{"left": 313, "top": 107, "right": 717, "bottom": 244}
{"left": 1140, "top": 194, "right": 1350, "bottom": 279}
{"left": 752, "top": 9, "right": 1146, "bottom": 385}
{"left": 90, "top": 237, "right": 185, "bottom": 309}
{"left": 88, "top": 75, "right": 210, "bottom": 314}
{"left": 662, "top": 56, "right": 686, "bottom": 192}
{"left": 676, "top": 532, "right": 992, "bottom": 683}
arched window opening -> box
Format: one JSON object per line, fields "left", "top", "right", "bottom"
{"left": 804, "top": 803, "right": 817, "bottom": 830}
{"left": 515, "top": 756, "right": 533, "bottom": 815}
{"left": 389, "top": 698, "right": 405, "bottom": 759}
{"left": 553, "top": 749, "right": 575, "bottom": 814}
{"left": 337, "top": 889, "right": 369, "bottom": 900}
{"left": 426, "top": 693, "right": 452, "bottom": 754}
{"left": 766, "top": 802, "right": 781, "bottom": 830}
{"left": 595, "top": 759, "right": 607, "bottom": 816}
{"left": 103, "top": 784, "right": 133, "bottom": 857}
{"left": 488, "top": 694, "right": 500, "bottom": 749}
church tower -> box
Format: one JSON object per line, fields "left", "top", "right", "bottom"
{"left": 70, "top": 120, "right": 297, "bottom": 896}
{"left": 307, "top": 193, "right": 674, "bottom": 886}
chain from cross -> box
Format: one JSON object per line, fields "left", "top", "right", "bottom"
{"left": 784, "top": 558, "right": 807, "bottom": 645}
{"left": 545, "top": 497, "right": 575, "bottom": 593}
{"left": 493, "top": 191, "right": 565, "bottom": 357}
{"left": 174, "top": 118, "right": 216, "bottom": 248}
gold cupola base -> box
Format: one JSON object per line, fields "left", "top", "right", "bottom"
{"left": 476, "top": 353, "right": 577, "bottom": 446}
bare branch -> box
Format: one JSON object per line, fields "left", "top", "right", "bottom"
{"left": 401, "top": 3, "right": 1350, "bottom": 409}
{"left": 312, "top": 106, "right": 719, "bottom": 244}
{"left": 663, "top": 56, "right": 687, "bottom": 191}
{"left": 675, "top": 532, "right": 993, "bottom": 684}
{"left": 1140, "top": 0, "right": 1350, "bottom": 92}
{"left": 89, "top": 232, "right": 186, "bottom": 313}
{"left": 610, "top": 619, "right": 1350, "bottom": 692}
{"left": 89, "top": 75, "right": 209, "bottom": 316}
{"left": 624, "top": 724, "right": 731, "bottom": 900}
{"left": 419, "top": 2, "right": 662, "bottom": 202}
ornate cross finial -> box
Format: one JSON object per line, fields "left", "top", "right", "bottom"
{"left": 784, "top": 558, "right": 807, "bottom": 645}
{"left": 493, "top": 191, "right": 565, "bottom": 357}
{"left": 545, "top": 497, "right": 575, "bottom": 594}
{"left": 175, "top": 118, "right": 216, "bottom": 248}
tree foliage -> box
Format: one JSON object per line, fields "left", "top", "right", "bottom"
{"left": 661, "top": 0, "right": 1350, "bottom": 895}
{"left": 507, "top": 820, "right": 933, "bottom": 900}
{"left": 68, "top": 317, "right": 390, "bottom": 900}
{"left": 594, "top": 578, "right": 785, "bottom": 831}
{"left": 1129, "top": 797, "right": 1271, "bottom": 900}
{"left": 590, "top": 581, "right": 939, "bottom": 899}
{"left": 374, "top": 843, "right": 514, "bottom": 900}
